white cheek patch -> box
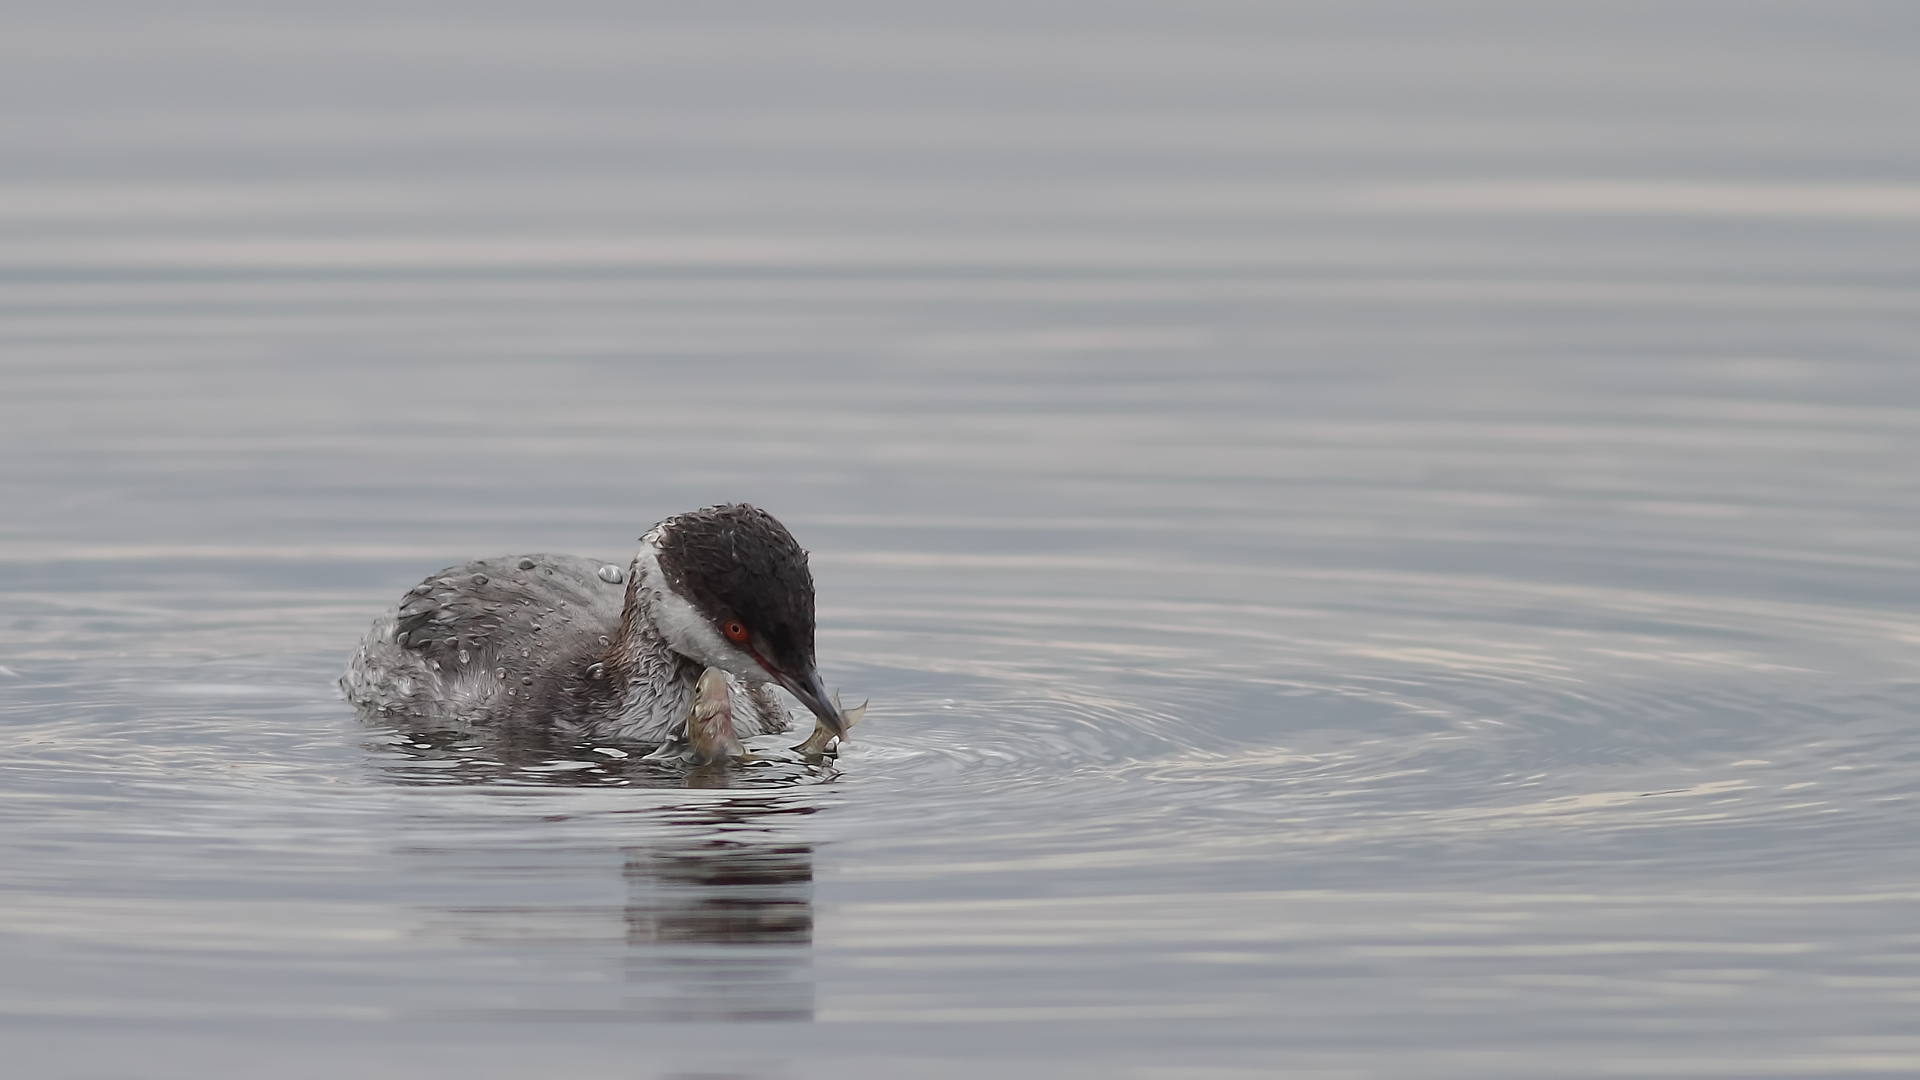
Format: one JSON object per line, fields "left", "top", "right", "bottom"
{"left": 633, "top": 541, "right": 769, "bottom": 685}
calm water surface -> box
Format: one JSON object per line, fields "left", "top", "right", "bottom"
{"left": 3, "top": 3, "right": 1920, "bottom": 1077}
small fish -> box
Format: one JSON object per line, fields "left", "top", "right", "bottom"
{"left": 658, "top": 667, "right": 866, "bottom": 766}
{"left": 684, "top": 666, "right": 746, "bottom": 764}
{"left": 793, "top": 690, "right": 867, "bottom": 757}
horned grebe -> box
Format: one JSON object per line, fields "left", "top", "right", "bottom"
{"left": 340, "top": 504, "right": 846, "bottom": 747}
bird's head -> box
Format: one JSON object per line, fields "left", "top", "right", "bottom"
{"left": 635, "top": 503, "right": 845, "bottom": 737}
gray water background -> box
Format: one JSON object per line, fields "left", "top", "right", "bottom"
{"left": 3, "top": 2, "right": 1919, "bottom": 1076}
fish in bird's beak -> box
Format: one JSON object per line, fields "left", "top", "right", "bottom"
{"left": 677, "top": 666, "right": 865, "bottom": 765}
{"left": 774, "top": 665, "right": 849, "bottom": 740}
{"left": 793, "top": 689, "right": 866, "bottom": 758}
{"left": 685, "top": 667, "right": 746, "bottom": 764}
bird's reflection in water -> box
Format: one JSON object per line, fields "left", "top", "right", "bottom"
{"left": 366, "top": 720, "right": 818, "bottom": 1022}
{"left": 623, "top": 804, "right": 815, "bottom": 1022}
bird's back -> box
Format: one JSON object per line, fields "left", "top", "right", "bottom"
{"left": 341, "top": 553, "right": 627, "bottom": 726}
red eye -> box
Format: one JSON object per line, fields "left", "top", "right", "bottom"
{"left": 723, "top": 620, "right": 749, "bottom": 643}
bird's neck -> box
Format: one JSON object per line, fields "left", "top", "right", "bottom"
{"left": 604, "top": 556, "right": 701, "bottom": 743}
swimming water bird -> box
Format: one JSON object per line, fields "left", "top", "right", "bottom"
{"left": 340, "top": 504, "right": 849, "bottom": 748}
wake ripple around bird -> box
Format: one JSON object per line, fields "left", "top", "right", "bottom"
{"left": 804, "top": 564, "right": 1918, "bottom": 872}
{"left": 6, "top": 557, "right": 1909, "bottom": 879}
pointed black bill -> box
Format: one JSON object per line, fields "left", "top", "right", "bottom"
{"left": 775, "top": 666, "right": 845, "bottom": 738}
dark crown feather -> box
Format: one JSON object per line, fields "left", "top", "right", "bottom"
{"left": 652, "top": 504, "right": 815, "bottom": 673}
